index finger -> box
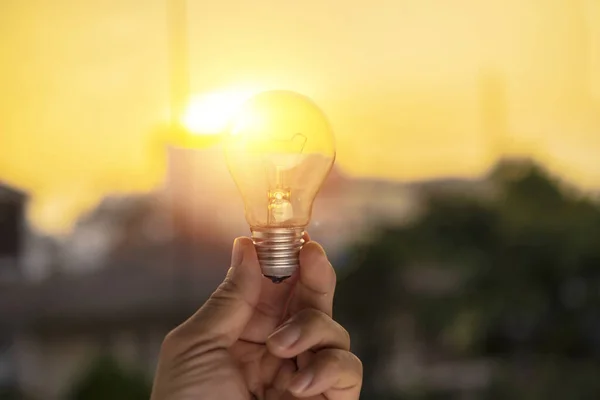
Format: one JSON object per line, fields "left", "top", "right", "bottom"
{"left": 288, "top": 241, "right": 336, "bottom": 317}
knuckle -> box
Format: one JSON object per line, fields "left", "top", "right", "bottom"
{"left": 322, "top": 350, "right": 345, "bottom": 373}
{"left": 292, "top": 309, "right": 351, "bottom": 348}
{"left": 215, "top": 277, "right": 241, "bottom": 300}
{"left": 327, "top": 349, "right": 345, "bottom": 364}
{"left": 160, "top": 323, "right": 223, "bottom": 366}
{"left": 295, "top": 308, "right": 330, "bottom": 328}
{"left": 349, "top": 352, "right": 363, "bottom": 376}
{"left": 201, "top": 282, "right": 245, "bottom": 316}
{"left": 161, "top": 325, "right": 184, "bottom": 354}
{"left": 209, "top": 277, "right": 254, "bottom": 312}
{"left": 324, "top": 350, "right": 362, "bottom": 379}
{"left": 329, "top": 262, "right": 337, "bottom": 284}
{"left": 341, "top": 326, "right": 351, "bottom": 348}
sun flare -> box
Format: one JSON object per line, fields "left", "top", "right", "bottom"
{"left": 182, "top": 90, "right": 255, "bottom": 135}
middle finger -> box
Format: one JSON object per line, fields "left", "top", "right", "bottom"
{"left": 266, "top": 308, "right": 350, "bottom": 359}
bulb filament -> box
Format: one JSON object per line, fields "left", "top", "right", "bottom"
{"left": 268, "top": 187, "right": 292, "bottom": 224}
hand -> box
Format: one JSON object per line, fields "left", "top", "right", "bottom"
{"left": 150, "top": 234, "right": 362, "bottom": 400}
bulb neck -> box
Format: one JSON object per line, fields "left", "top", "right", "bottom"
{"left": 251, "top": 226, "right": 305, "bottom": 282}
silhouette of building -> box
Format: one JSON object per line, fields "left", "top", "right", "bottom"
{"left": 0, "top": 184, "right": 28, "bottom": 395}
{"left": 0, "top": 184, "right": 27, "bottom": 282}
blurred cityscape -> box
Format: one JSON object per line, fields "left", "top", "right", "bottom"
{"left": 0, "top": 142, "right": 422, "bottom": 399}
{"left": 2, "top": 120, "right": 600, "bottom": 399}
{"left": 2, "top": 1, "right": 600, "bottom": 399}
{"left": 2, "top": 148, "right": 600, "bottom": 399}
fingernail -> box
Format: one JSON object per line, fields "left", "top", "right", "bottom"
{"left": 288, "top": 370, "right": 313, "bottom": 394}
{"left": 269, "top": 324, "right": 301, "bottom": 349}
{"left": 231, "top": 238, "right": 244, "bottom": 268}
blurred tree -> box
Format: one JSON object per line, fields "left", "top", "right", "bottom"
{"left": 334, "top": 158, "right": 600, "bottom": 399}
{"left": 66, "top": 355, "right": 151, "bottom": 400}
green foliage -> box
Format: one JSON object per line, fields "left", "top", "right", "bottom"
{"left": 334, "top": 159, "right": 600, "bottom": 399}
{"left": 66, "top": 355, "right": 151, "bottom": 400}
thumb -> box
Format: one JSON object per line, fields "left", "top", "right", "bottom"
{"left": 188, "top": 237, "right": 262, "bottom": 347}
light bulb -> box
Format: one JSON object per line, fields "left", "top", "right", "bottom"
{"left": 224, "top": 90, "right": 336, "bottom": 282}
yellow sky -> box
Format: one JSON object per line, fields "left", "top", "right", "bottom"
{"left": 1, "top": 0, "right": 599, "bottom": 233}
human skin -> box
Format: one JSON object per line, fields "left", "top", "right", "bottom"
{"left": 150, "top": 234, "right": 362, "bottom": 400}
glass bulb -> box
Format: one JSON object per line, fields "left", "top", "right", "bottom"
{"left": 224, "top": 90, "right": 336, "bottom": 281}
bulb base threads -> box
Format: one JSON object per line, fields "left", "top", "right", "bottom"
{"left": 251, "top": 226, "right": 305, "bottom": 282}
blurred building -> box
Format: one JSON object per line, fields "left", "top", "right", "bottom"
{"left": 0, "top": 184, "right": 27, "bottom": 282}
{"left": 0, "top": 184, "right": 28, "bottom": 396}
{"left": 0, "top": 180, "right": 229, "bottom": 399}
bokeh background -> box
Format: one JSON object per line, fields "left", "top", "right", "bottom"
{"left": 1, "top": 0, "right": 600, "bottom": 399}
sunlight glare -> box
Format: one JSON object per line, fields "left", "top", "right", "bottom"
{"left": 182, "top": 90, "right": 254, "bottom": 135}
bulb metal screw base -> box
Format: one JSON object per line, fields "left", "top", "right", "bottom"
{"left": 251, "top": 226, "right": 305, "bottom": 283}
